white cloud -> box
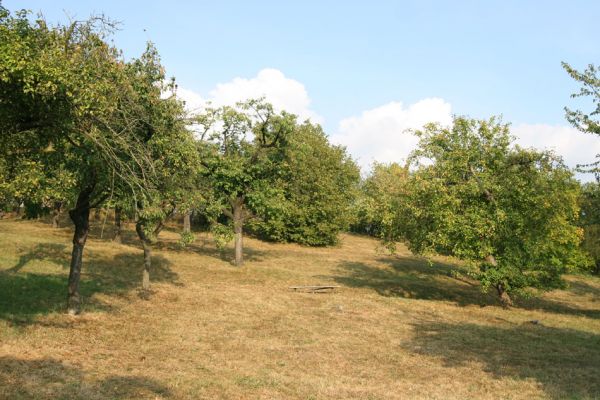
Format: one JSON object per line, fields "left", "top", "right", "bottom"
{"left": 177, "top": 68, "right": 322, "bottom": 123}
{"left": 512, "top": 123, "right": 600, "bottom": 182}
{"left": 330, "top": 98, "right": 453, "bottom": 171}
{"left": 176, "top": 87, "right": 206, "bottom": 113}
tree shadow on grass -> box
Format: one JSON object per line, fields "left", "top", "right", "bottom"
{"left": 84, "top": 251, "right": 178, "bottom": 292}
{"left": 330, "top": 258, "right": 496, "bottom": 306}
{"left": 406, "top": 321, "right": 600, "bottom": 399}
{"left": 5, "top": 243, "right": 69, "bottom": 273}
{"left": 517, "top": 296, "right": 600, "bottom": 319}
{"left": 87, "top": 221, "right": 270, "bottom": 265}
{"left": 565, "top": 277, "right": 600, "bottom": 298}
{"left": 332, "top": 257, "right": 600, "bottom": 318}
{"left": 0, "top": 356, "right": 172, "bottom": 399}
{"left": 154, "top": 236, "right": 270, "bottom": 265}
{"left": 0, "top": 244, "right": 178, "bottom": 325}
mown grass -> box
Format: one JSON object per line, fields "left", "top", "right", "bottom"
{"left": 0, "top": 216, "right": 598, "bottom": 399}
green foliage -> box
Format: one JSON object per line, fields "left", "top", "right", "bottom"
{"left": 124, "top": 48, "right": 202, "bottom": 243}
{"left": 580, "top": 182, "right": 600, "bottom": 272}
{"left": 351, "top": 162, "right": 408, "bottom": 243}
{"left": 0, "top": 159, "right": 76, "bottom": 215}
{"left": 178, "top": 231, "right": 196, "bottom": 249}
{"left": 249, "top": 121, "right": 360, "bottom": 245}
{"left": 563, "top": 62, "right": 600, "bottom": 174}
{"left": 563, "top": 62, "right": 600, "bottom": 136}
{"left": 211, "top": 223, "right": 234, "bottom": 252}
{"left": 0, "top": 8, "right": 160, "bottom": 213}
{"left": 195, "top": 100, "right": 296, "bottom": 237}
{"left": 390, "top": 116, "right": 586, "bottom": 298}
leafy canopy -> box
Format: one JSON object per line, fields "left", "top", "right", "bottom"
{"left": 351, "top": 162, "right": 408, "bottom": 244}
{"left": 249, "top": 121, "right": 360, "bottom": 246}
{"left": 393, "top": 116, "right": 586, "bottom": 298}
{"left": 0, "top": 7, "right": 160, "bottom": 212}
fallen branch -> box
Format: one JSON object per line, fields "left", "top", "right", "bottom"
{"left": 289, "top": 285, "right": 340, "bottom": 293}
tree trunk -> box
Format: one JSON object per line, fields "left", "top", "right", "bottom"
{"left": 135, "top": 221, "right": 152, "bottom": 290}
{"left": 52, "top": 201, "right": 63, "bottom": 228}
{"left": 94, "top": 207, "right": 101, "bottom": 220}
{"left": 134, "top": 204, "right": 174, "bottom": 290}
{"left": 485, "top": 254, "right": 513, "bottom": 308}
{"left": 594, "top": 260, "right": 600, "bottom": 275}
{"left": 67, "top": 188, "right": 93, "bottom": 315}
{"left": 141, "top": 239, "right": 151, "bottom": 290}
{"left": 233, "top": 198, "right": 244, "bottom": 267}
{"left": 113, "top": 206, "right": 122, "bottom": 244}
{"left": 234, "top": 223, "right": 243, "bottom": 266}
{"left": 183, "top": 210, "right": 191, "bottom": 234}
{"left": 496, "top": 283, "right": 513, "bottom": 308}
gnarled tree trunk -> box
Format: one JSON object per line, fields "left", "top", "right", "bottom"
{"left": 496, "top": 283, "right": 513, "bottom": 308}
{"left": 52, "top": 201, "right": 63, "bottom": 228}
{"left": 113, "top": 206, "right": 122, "bottom": 244}
{"left": 486, "top": 254, "right": 513, "bottom": 308}
{"left": 67, "top": 185, "right": 94, "bottom": 315}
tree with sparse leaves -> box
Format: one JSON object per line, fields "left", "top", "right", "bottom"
{"left": 562, "top": 62, "right": 600, "bottom": 174}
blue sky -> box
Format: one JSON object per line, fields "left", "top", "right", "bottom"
{"left": 6, "top": 1, "right": 600, "bottom": 179}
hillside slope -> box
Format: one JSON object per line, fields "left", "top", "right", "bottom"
{"left": 0, "top": 218, "right": 599, "bottom": 399}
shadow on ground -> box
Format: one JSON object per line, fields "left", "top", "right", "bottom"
{"left": 406, "top": 321, "right": 600, "bottom": 399}
{"left": 518, "top": 296, "right": 600, "bottom": 319}
{"left": 565, "top": 278, "right": 600, "bottom": 298}
{"left": 0, "top": 243, "right": 178, "bottom": 325}
{"left": 332, "top": 257, "right": 600, "bottom": 318}
{"left": 154, "top": 234, "right": 270, "bottom": 265}
{"left": 330, "top": 257, "right": 496, "bottom": 306}
{"left": 5, "top": 243, "right": 70, "bottom": 273}
{"left": 0, "top": 356, "right": 172, "bottom": 399}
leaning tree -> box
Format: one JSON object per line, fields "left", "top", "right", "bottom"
{"left": 0, "top": 9, "right": 162, "bottom": 314}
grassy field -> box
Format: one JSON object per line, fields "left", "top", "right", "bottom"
{"left": 0, "top": 217, "right": 599, "bottom": 400}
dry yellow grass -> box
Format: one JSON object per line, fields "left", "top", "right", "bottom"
{"left": 0, "top": 217, "right": 599, "bottom": 399}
